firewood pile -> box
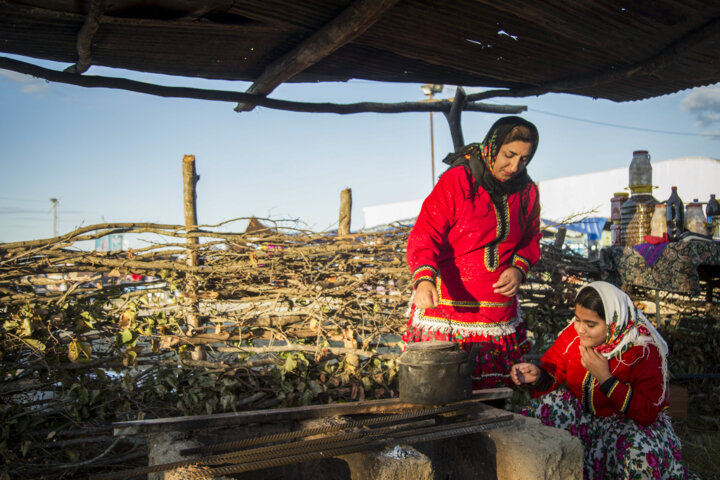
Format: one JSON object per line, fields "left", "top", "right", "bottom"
{"left": 0, "top": 220, "right": 633, "bottom": 479}
{"left": 0, "top": 221, "right": 601, "bottom": 363}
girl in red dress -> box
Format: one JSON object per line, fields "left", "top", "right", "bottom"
{"left": 511, "top": 281, "right": 695, "bottom": 479}
{"left": 403, "top": 116, "right": 541, "bottom": 388}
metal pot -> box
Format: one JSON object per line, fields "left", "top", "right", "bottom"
{"left": 398, "top": 341, "right": 480, "bottom": 405}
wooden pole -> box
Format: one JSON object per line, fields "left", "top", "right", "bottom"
{"left": 182, "top": 155, "right": 204, "bottom": 360}
{"left": 444, "top": 86, "right": 467, "bottom": 152}
{"left": 429, "top": 98, "right": 435, "bottom": 187}
{"left": 339, "top": 188, "right": 352, "bottom": 236}
{"left": 0, "top": 57, "right": 527, "bottom": 115}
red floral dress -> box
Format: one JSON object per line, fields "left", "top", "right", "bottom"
{"left": 520, "top": 326, "right": 694, "bottom": 479}
{"left": 403, "top": 165, "right": 541, "bottom": 388}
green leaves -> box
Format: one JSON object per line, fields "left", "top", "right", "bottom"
{"left": 116, "top": 328, "right": 136, "bottom": 346}
{"left": 67, "top": 339, "right": 91, "bottom": 363}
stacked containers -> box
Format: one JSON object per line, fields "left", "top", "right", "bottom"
{"left": 620, "top": 150, "right": 658, "bottom": 247}
{"left": 610, "top": 192, "right": 628, "bottom": 246}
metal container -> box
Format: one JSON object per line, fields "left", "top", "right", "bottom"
{"left": 611, "top": 221, "right": 622, "bottom": 246}
{"left": 610, "top": 192, "right": 629, "bottom": 222}
{"left": 620, "top": 186, "right": 657, "bottom": 247}
{"left": 629, "top": 150, "right": 652, "bottom": 188}
{"left": 398, "top": 341, "right": 480, "bottom": 405}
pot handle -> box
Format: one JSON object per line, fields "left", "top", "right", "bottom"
{"left": 458, "top": 343, "right": 481, "bottom": 378}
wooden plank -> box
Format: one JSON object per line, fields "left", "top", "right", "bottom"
{"left": 113, "top": 388, "right": 512, "bottom": 436}
{"left": 234, "top": 0, "right": 402, "bottom": 111}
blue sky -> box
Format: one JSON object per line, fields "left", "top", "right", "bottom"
{"left": 1, "top": 54, "right": 718, "bottom": 244}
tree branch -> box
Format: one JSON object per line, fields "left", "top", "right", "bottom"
{"left": 0, "top": 56, "right": 526, "bottom": 115}
{"left": 236, "top": 0, "right": 402, "bottom": 111}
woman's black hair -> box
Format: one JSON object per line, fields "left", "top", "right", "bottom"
{"left": 575, "top": 285, "right": 605, "bottom": 320}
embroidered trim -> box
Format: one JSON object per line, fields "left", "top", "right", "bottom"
{"left": 484, "top": 196, "right": 510, "bottom": 272}
{"left": 437, "top": 298, "right": 513, "bottom": 307}
{"left": 413, "top": 265, "right": 438, "bottom": 277}
{"left": 512, "top": 254, "right": 530, "bottom": 272}
{"left": 413, "top": 275, "right": 435, "bottom": 287}
{"left": 434, "top": 277, "right": 514, "bottom": 308}
{"left": 411, "top": 307, "right": 520, "bottom": 338}
{"left": 606, "top": 379, "right": 620, "bottom": 397}
{"left": 621, "top": 385, "right": 633, "bottom": 413}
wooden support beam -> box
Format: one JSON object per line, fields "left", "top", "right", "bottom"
{"left": 0, "top": 56, "right": 526, "bottom": 114}
{"left": 443, "top": 87, "right": 467, "bottom": 152}
{"left": 339, "top": 188, "right": 352, "bottom": 236}
{"left": 182, "top": 154, "right": 205, "bottom": 361}
{"left": 64, "top": 0, "right": 105, "bottom": 74}
{"left": 234, "top": 0, "right": 402, "bottom": 111}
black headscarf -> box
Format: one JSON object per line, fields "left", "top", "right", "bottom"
{"left": 442, "top": 116, "right": 539, "bottom": 206}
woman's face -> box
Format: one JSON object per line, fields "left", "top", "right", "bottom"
{"left": 492, "top": 140, "right": 533, "bottom": 181}
{"left": 573, "top": 304, "right": 607, "bottom": 348}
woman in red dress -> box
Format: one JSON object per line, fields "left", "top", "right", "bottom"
{"left": 511, "top": 281, "right": 694, "bottom": 479}
{"left": 403, "top": 116, "right": 541, "bottom": 388}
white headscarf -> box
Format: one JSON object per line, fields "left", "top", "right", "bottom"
{"left": 582, "top": 281, "right": 669, "bottom": 405}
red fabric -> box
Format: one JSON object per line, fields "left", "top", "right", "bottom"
{"left": 534, "top": 325, "right": 668, "bottom": 426}
{"left": 402, "top": 166, "right": 541, "bottom": 388}
{"left": 643, "top": 232, "right": 669, "bottom": 244}
{"left": 406, "top": 166, "right": 541, "bottom": 326}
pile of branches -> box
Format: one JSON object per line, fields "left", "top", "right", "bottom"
{"left": 0, "top": 220, "right": 617, "bottom": 479}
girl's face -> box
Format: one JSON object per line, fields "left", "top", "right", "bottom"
{"left": 492, "top": 140, "right": 532, "bottom": 181}
{"left": 573, "top": 304, "right": 607, "bottom": 348}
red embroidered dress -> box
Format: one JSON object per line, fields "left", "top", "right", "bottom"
{"left": 403, "top": 165, "right": 541, "bottom": 387}
{"left": 534, "top": 325, "right": 668, "bottom": 426}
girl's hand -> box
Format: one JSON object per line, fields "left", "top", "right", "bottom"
{"left": 579, "top": 346, "right": 612, "bottom": 383}
{"left": 413, "top": 280, "right": 439, "bottom": 309}
{"left": 493, "top": 267, "right": 523, "bottom": 297}
{"left": 511, "top": 363, "right": 541, "bottom": 386}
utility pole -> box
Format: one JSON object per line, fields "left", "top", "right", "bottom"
{"left": 49, "top": 198, "right": 58, "bottom": 237}
{"left": 421, "top": 84, "right": 444, "bottom": 188}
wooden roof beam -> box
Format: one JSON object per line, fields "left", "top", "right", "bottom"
{"left": 64, "top": 0, "right": 105, "bottom": 74}
{"left": 234, "top": 0, "right": 402, "bottom": 112}
{"left": 0, "top": 56, "right": 527, "bottom": 115}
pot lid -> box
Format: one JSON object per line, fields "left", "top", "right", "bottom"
{"left": 406, "top": 341, "right": 457, "bottom": 352}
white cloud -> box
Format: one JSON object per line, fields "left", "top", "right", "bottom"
{"left": 0, "top": 69, "right": 51, "bottom": 94}
{"left": 681, "top": 86, "right": 720, "bottom": 138}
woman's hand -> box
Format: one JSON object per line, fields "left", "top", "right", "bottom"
{"left": 511, "top": 363, "right": 541, "bottom": 386}
{"left": 493, "top": 267, "right": 523, "bottom": 297}
{"left": 579, "top": 346, "right": 612, "bottom": 383}
{"left": 413, "top": 280, "right": 439, "bottom": 309}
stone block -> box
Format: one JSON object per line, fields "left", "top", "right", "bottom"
{"left": 485, "top": 413, "right": 583, "bottom": 480}
{"left": 340, "top": 444, "right": 434, "bottom": 480}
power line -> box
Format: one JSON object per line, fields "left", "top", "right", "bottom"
{"left": 528, "top": 108, "right": 716, "bottom": 137}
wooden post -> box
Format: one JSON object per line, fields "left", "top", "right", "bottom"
{"left": 339, "top": 188, "right": 352, "bottom": 236}
{"left": 182, "top": 155, "right": 204, "bottom": 361}
{"left": 443, "top": 86, "right": 467, "bottom": 152}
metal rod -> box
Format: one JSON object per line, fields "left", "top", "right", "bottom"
{"left": 183, "top": 403, "right": 476, "bottom": 455}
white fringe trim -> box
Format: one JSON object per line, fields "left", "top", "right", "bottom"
{"left": 411, "top": 305, "right": 521, "bottom": 338}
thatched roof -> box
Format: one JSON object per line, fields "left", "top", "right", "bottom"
{"left": 1, "top": 0, "right": 719, "bottom": 108}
